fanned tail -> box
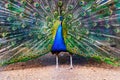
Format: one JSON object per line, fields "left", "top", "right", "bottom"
{"left": 63, "top": 0, "right": 120, "bottom": 66}
{"left": 0, "top": 0, "right": 55, "bottom": 66}
{"left": 0, "top": 0, "right": 120, "bottom": 66}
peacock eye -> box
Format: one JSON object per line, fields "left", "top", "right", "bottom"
{"left": 36, "top": 21, "right": 43, "bottom": 26}
{"left": 79, "top": 1, "right": 85, "bottom": 6}
{"left": 67, "top": 43, "right": 72, "bottom": 48}
{"left": 45, "top": 6, "right": 50, "bottom": 12}
{"left": 5, "top": 3, "right": 12, "bottom": 8}
{"left": 7, "top": 17, "right": 13, "bottom": 22}
{"left": 105, "top": 24, "right": 110, "bottom": 29}
{"left": 11, "top": 41, "right": 16, "bottom": 46}
{"left": 12, "top": 26, "right": 17, "bottom": 31}
{"left": 68, "top": 5, "right": 74, "bottom": 10}
{"left": 54, "top": 11, "right": 58, "bottom": 15}
{"left": 67, "top": 14, "right": 73, "bottom": 20}
{"left": 2, "top": 32, "right": 8, "bottom": 37}
{"left": 21, "top": 0, "right": 27, "bottom": 6}
{"left": 61, "top": 11, "right": 65, "bottom": 15}
{"left": 114, "top": 28, "right": 120, "bottom": 33}
{"left": 73, "top": 47, "right": 78, "bottom": 53}
{"left": 21, "top": 23, "right": 27, "bottom": 28}
{"left": 20, "top": 13, "right": 25, "bottom": 17}
{"left": 34, "top": 2, "right": 40, "bottom": 8}
{"left": 46, "top": 16, "right": 52, "bottom": 22}
{"left": 33, "top": 12, "right": 39, "bottom": 17}
{"left": 93, "top": 22, "right": 97, "bottom": 27}
{"left": 54, "top": 11, "right": 59, "bottom": 17}
{"left": 58, "top": 1, "right": 63, "bottom": 7}
{"left": 76, "top": 21, "right": 82, "bottom": 26}
{"left": 35, "top": 22, "right": 39, "bottom": 26}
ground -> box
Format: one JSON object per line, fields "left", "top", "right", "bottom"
{"left": 0, "top": 53, "right": 120, "bottom": 80}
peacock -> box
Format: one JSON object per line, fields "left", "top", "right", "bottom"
{"left": 0, "top": 0, "right": 120, "bottom": 69}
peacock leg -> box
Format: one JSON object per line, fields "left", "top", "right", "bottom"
{"left": 56, "top": 54, "right": 59, "bottom": 69}
{"left": 70, "top": 54, "right": 73, "bottom": 69}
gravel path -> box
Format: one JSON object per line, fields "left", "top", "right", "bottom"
{"left": 0, "top": 53, "right": 120, "bottom": 80}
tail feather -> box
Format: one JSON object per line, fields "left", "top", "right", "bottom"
{"left": 0, "top": 0, "right": 120, "bottom": 66}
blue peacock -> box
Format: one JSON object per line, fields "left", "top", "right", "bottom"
{"left": 0, "top": 0, "right": 120, "bottom": 68}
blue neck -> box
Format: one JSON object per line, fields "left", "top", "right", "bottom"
{"left": 52, "top": 23, "right": 67, "bottom": 52}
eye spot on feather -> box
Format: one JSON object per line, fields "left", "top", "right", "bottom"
{"left": 54, "top": 11, "right": 59, "bottom": 18}
{"left": 34, "top": 2, "right": 40, "bottom": 8}
{"left": 45, "top": 6, "right": 50, "bottom": 12}
{"left": 58, "top": 1, "right": 63, "bottom": 7}
{"left": 21, "top": 23, "right": 27, "bottom": 28}
{"left": 46, "top": 16, "right": 52, "bottom": 22}
{"left": 114, "top": 28, "right": 120, "bottom": 33}
{"left": 68, "top": 5, "right": 74, "bottom": 10}
{"left": 76, "top": 21, "right": 82, "bottom": 26}
{"left": 67, "top": 14, "right": 73, "bottom": 20}
{"left": 5, "top": 3, "right": 13, "bottom": 9}
{"left": 7, "top": 17, "right": 14, "bottom": 22}
{"left": 61, "top": 11, "right": 65, "bottom": 16}
{"left": 19, "top": 13, "right": 25, "bottom": 18}
{"left": 67, "top": 43, "right": 73, "bottom": 51}
{"left": 79, "top": 1, "right": 85, "bottom": 6}
{"left": 2, "top": 32, "right": 8, "bottom": 37}
{"left": 105, "top": 24, "right": 110, "bottom": 29}
{"left": 12, "top": 26, "right": 18, "bottom": 31}
{"left": 67, "top": 35, "right": 71, "bottom": 39}
{"left": 20, "top": 0, "right": 27, "bottom": 6}
{"left": 72, "top": 47, "right": 78, "bottom": 54}
{"left": 33, "top": 12, "right": 39, "bottom": 17}
{"left": 93, "top": 22, "right": 97, "bottom": 27}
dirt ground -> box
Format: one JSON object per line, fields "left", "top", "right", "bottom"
{"left": 0, "top": 53, "right": 120, "bottom": 80}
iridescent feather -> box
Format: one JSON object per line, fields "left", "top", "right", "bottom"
{"left": 0, "top": 0, "right": 120, "bottom": 66}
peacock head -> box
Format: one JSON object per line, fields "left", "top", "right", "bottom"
{"left": 59, "top": 16, "right": 64, "bottom": 22}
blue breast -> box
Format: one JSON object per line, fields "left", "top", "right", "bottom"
{"left": 52, "top": 24, "right": 67, "bottom": 52}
